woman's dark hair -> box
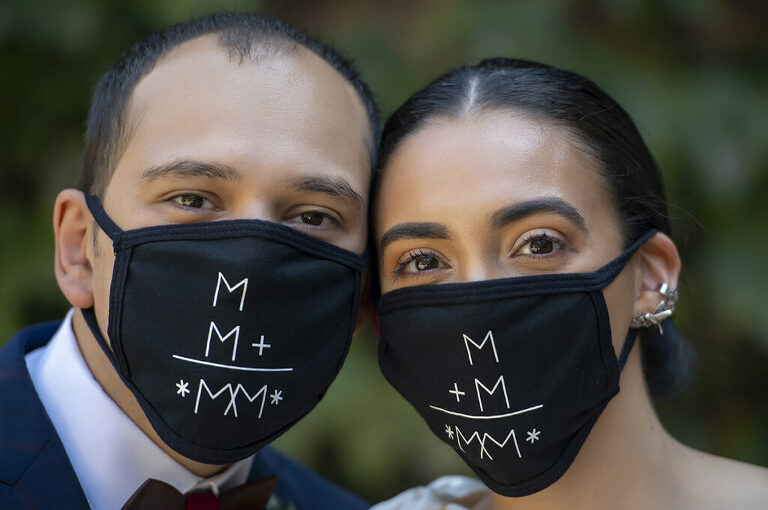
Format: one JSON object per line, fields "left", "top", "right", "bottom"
{"left": 374, "top": 58, "right": 694, "bottom": 399}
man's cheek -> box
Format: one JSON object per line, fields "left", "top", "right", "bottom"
{"left": 92, "top": 250, "right": 115, "bottom": 345}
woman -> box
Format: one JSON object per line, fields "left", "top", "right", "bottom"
{"left": 370, "top": 59, "right": 768, "bottom": 509}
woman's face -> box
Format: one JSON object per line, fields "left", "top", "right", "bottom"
{"left": 375, "top": 110, "right": 638, "bottom": 348}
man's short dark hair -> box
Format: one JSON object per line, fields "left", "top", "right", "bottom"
{"left": 79, "top": 13, "right": 380, "bottom": 197}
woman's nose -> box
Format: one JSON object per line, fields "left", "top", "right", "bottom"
{"left": 459, "top": 261, "right": 498, "bottom": 283}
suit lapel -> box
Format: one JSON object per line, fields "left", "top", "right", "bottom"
{"left": 0, "top": 322, "right": 90, "bottom": 509}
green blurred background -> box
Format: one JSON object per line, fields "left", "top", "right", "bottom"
{"left": 1, "top": 0, "right": 766, "bottom": 503}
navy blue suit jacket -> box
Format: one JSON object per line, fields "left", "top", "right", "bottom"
{"left": 0, "top": 322, "right": 368, "bottom": 509}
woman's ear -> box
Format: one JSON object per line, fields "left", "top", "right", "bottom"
{"left": 54, "top": 189, "right": 95, "bottom": 309}
{"left": 631, "top": 232, "right": 681, "bottom": 318}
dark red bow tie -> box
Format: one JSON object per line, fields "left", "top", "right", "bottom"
{"left": 121, "top": 475, "right": 277, "bottom": 510}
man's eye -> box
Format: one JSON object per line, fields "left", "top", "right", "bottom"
{"left": 172, "top": 193, "right": 214, "bottom": 209}
{"left": 300, "top": 211, "right": 326, "bottom": 226}
{"left": 285, "top": 210, "right": 340, "bottom": 231}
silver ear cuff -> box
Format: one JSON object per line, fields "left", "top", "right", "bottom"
{"left": 632, "top": 283, "right": 678, "bottom": 334}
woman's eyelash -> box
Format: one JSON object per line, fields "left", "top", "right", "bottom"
{"left": 519, "top": 231, "right": 557, "bottom": 244}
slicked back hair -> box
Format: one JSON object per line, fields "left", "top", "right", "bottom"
{"left": 79, "top": 13, "right": 379, "bottom": 197}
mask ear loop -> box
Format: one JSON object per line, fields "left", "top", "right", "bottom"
{"left": 617, "top": 328, "right": 639, "bottom": 371}
{"left": 80, "top": 194, "right": 131, "bottom": 375}
{"left": 613, "top": 231, "right": 660, "bottom": 372}
{"left": 80, "top": 305, "right": 127, "bottom": 375}
{"left": 84, "top": 194, "right": 124, "bottom": 243}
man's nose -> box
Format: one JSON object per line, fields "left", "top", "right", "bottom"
{"left": 232, "top": 201, "right": 275, "bottom": 222}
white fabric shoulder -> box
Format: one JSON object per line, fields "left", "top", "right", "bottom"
{"left": 371, "top": 476, "right": 492, "bottom": 510}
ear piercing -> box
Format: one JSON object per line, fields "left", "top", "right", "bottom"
{"left": 632, "top": 283, "right": 678, "bottom": 334}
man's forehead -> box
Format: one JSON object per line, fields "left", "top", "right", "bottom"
{"left": 112, "top": 33, "right": 370, "bottom": 192}
{"left": 129, "top": 34, "right": 363, "bottom": 119}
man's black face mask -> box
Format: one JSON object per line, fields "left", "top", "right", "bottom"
{"left": 82, "top": 195, "right": 366, "bottom": 464}
{"left": 377, "top": 231, "right": 654, "bottom": 496}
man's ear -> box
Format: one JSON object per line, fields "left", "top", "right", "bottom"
{"left": 631, "top": 232, "right": 681, "bottom": 317}
{"left": 54, "top": 189, "right": 94, "bottom": 309}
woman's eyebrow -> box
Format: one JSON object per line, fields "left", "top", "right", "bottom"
{"left": 141, "top": 159, "right": 239, "bottom": 182}
{"left": 379, "top": 222, "right": 450, "bottom": 258}
{"left": 490, "top": 197, "right": 587, "bottom": 232}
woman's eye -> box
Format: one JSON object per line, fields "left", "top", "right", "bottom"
{"left": 413, "top": 255, "right": 439, "bottom": 271}
{"left": 395, "top": 250, "right": 445, "bottom": 276}
{"left": 526, "top": 236, "right": 554, "bottom": 254}
{"left": 514, "top": 232, "right": 565, "bottom": 257}
{"left": 172, "top": 193, "right": 214, "bottom": 210}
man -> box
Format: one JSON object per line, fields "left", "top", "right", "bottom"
{"left": 0, "top": 13, "right": 377, "bottom": 509}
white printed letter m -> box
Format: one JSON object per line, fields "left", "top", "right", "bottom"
{"left": 463, "top": 331, "right": 499, "bottom": 366}
{"left": 475, "top": 375, "right": 511, "bottom": 412}
{"left": 206, "top": 322, "right": 240, "bottom": 362}
{"left": 212, "top": 272, "right": 248, "bottom": 311}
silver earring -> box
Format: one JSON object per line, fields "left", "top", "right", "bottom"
{"left": 632, "top": 283, "right": 678, "bottom": 334}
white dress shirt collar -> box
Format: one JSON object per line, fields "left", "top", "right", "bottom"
{"left": 25, "top": 309, "right": 253, "bottom": 510}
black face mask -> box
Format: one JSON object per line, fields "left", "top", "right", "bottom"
{"left": 377, "top": 232, "right": 654, "bottom": 497}
{"left": 82, "top": 195, "right": 366, "bottom": 464}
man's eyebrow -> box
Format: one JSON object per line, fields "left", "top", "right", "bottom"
{"left": 378, "top": 222, "right": 450, "bottom": 258}
{"left": 141, "top": 160, "right": 240, "bottom": 182}
{"left": 490, "top": 197, "right": 588, "bottom": 232}
{"left": 287, "top": 175, "right": 364, "bottom": 209}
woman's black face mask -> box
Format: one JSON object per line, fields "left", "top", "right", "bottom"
{"left": 82, "top": 195, "right": 366, "bottom": 464}
{"left": 377, "top": 231, "right": 655, "bottom": 497}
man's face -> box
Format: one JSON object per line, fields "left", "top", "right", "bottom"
{"left": 90, "top": 35, "right": 371, "bottom": 337}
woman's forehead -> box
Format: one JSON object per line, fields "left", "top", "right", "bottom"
{"left": 376, "top": 111, "right": 613, "bottom": 229}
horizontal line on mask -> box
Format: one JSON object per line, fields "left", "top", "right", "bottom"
{"left": 428, "top": 403, "right": 543, "bottom": 420}
{"left": 172, "top": 355, "right": 294, "bottom": 372}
